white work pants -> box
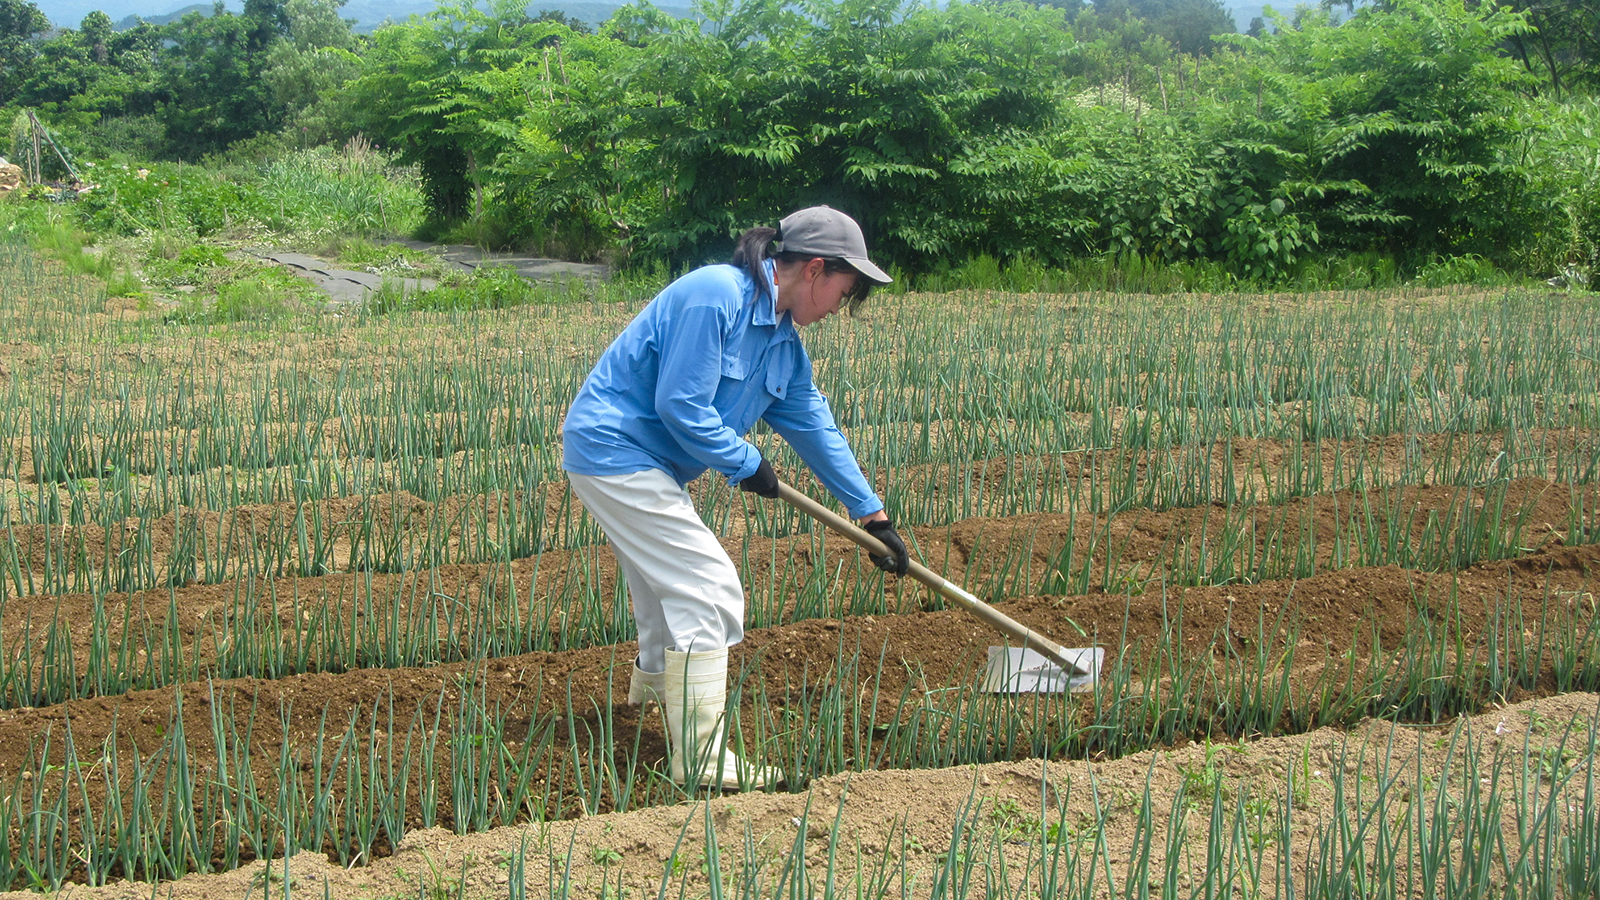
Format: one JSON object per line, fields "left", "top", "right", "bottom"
{"left": 567, "top": 469, "right": 744, "bottom": 674}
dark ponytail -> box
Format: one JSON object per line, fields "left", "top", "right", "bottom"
{"left": 730, "top": 223, "right": 875, "bottom": 310}
{"left": 731, "top": 226, "right": 778, "bottom": 299}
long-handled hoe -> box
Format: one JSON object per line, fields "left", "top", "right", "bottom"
{"left": 778, "top": 482, "right": 1104, "bottom": 693}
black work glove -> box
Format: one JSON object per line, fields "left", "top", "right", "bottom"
{"left": 863, "top": 519, "right": 909, "bottom": 576}
{"left": 738, "top": 456, "right": 780, "bottom": 499}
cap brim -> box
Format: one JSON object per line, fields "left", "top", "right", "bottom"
{"left": 845, "top": 257, "right": 893, "bottom": 285}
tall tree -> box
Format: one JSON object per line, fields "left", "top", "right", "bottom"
{"left": 1129, "top": 0, "right": 1234, "bottom": 53}
{"left": 1089, "top": 0, "right": 1235, "bottom": 53}
{"left": 156, "top": 1, "right": 292, "bottom": 157}
{"left": 1228, "top": 0, "right": 1540, "bottom": 264}
{"left": 1335, "top": 0, "right": 1597, "bottom": 95}
{"left": 0, "top": 0, "right": 47, "bottom": 102}
{"left": 80, "top": 10, "right": 111, "bottom": 62}
{"left": 347, "top": 0, "right": 534, "bottom": 221}
{"left": 13, "top": 12, "right": 160, "bottom": 122}
{"left": 1501, "top": 0, "right": 1599, "bottom": 95}
{"left": 261, "top": 0, "right": 362, "bottom": 144}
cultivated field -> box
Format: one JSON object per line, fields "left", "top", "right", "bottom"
{"left": 0, "top": 239, "right": 1597, "bottom": 898}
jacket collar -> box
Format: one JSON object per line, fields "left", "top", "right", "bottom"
{"left": 751, "top": 258, "right": 787, "bottom": 329}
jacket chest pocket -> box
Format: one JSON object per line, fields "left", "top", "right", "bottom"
{"left": 764, "top": 367, "right": 787, "bottom": 401}
{"left": 719, "top": 344, "right": 789, "bottom": 411}
{"left": 763, "top": 342, "right": 792, "bottom": 401}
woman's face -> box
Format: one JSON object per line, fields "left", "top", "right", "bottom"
{"left": 776, "top": 259, "right": 859, "bottom": 327}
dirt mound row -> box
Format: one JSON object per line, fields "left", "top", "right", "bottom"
{"left": 3, "top": 691, "right": 1593, "bottom": 900}
{"left": 0, "top": 477, "right": 1594, "bottom": 710}
{"left": 8, "top": 533, "right": 1597, "bottom": 751}
{"left": 0, "top": 540, "right": 1591, "bottom": 847}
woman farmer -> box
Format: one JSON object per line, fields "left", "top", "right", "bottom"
{"left": 562, "top": 206, "right": 910, "bottom": 790}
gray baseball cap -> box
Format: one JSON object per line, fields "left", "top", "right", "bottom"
{"left": 776, "top": 206, "right": 893, "bottom": 285}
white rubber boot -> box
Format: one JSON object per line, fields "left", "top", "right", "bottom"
{"left": 663, "top": 648, "right": 781, "bottom": 790}
{"left": 627, "top": 659, "right": 665, "bottom": 707}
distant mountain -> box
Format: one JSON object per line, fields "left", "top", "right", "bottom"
{"left": 110, "top": 2, "right": 222, "bottom": 30}
{"left": 1229, "top": 3, "right": 1266, "bottom": 30}
{"left": 42, "top": 1, "right": 215, "bottom": 29}
{"left": 50, "top": 0, "right": 1316, "bottom": 35}
{"left": 1229, "top": 2, "right": 1361, "bottom": 32}
{"left": 334, "top": 0, "right": 695, "bottom": 32}
{"left": 48, "top": 0, "right": 690, "bottom": 32}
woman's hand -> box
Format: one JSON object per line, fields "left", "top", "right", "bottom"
{"left": 738, "top": 456, "right": 781, "bottom": 498}
{"left": 861, "top": 516, "right": 909, "bottom": 575}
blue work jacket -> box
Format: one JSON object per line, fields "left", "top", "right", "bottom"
{"left": 562, "top": 261, "right": 884, "bottom": 520}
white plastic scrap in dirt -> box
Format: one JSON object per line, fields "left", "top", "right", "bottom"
{"left": 1547, "top": 266, "right": 1591, "bottom": 288}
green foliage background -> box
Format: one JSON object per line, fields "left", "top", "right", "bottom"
{"left": 2, "top": 0, "right": 1598, "bottom": 284}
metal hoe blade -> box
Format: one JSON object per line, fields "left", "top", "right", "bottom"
{"left": 980, "top": 646, "right": 1105, "bottom": 694}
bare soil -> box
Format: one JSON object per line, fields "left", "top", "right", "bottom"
{"left": 0, "top": 489, "right": 1592, "bottom": 887}
{"left": 2, "top": 284, "right": 1597, "bottom": 895}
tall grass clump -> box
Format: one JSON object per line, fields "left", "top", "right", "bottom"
{"left": 257, "top": 138, "right": 425, "bottom": 239}
{"left": 365, "top": 259, "right": 661, "bottom": 315}
{"left": 69, "top": 140, "right": 424, "bottom": 243}
{"left": 901, "top": 250, "right": 1523, "bottom": 296}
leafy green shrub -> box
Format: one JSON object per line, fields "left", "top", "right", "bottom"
{"left": 0, "top": 197, "right": 55, "bottom": 240}
{"left": 211, "top": 278, "right": 291, "bottom": 321}
{"left": 103, "top": 267, "right": 144, "bottom": 299}
{"left": 1215, "top": 198, "right": 1318, "bottom": 283}
{"left": 346, "top": 0, "right": 1562, "bottom": 283}
{"left": 167, "top": 267, "right": 315, "bottom": 324}
{"left": 176, "top": 245, "right": 229, "bottom": 269}
{"left": 371, "top": 266, "right": 584, "bottom": 313}
{"left": 143, "top": 242, "right": 230, "bottom": 287}
{"left": 82, "top": 115, "right": 166, "bottom": 162}
{"left": 75, "top": 164, "right": 269, "bottom": 237}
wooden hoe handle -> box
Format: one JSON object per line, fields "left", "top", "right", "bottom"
{"left": 775, "top": 482, "right": 1090, "bottom": 677}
